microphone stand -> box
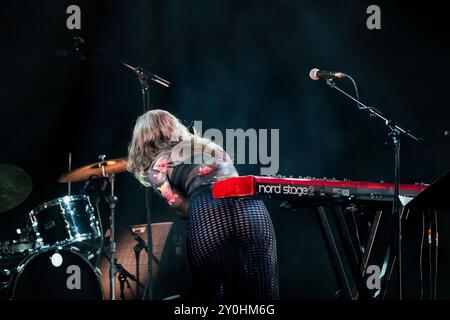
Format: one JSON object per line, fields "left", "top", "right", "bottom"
{"left": 102, "top": 248, "right": 146, "bottom": 300}
{"left": 99, "top": 46, "right": 170, "bottom": 300}
{"left": 97, "top": 47, "right": 170, "bottom": 113}
{"left": 129, "top": 227, "right": 161, "bottom": 299}
{"left": 116, "top": 261, "right": 145, "bottom": 300}
{"left": 98, "top": 154, "right": 120, "bottom": 301}
{"left": 102, "top": 48, "right": 168, "bottom": 300}
{"left": 138, "top": 68, "right": 154, "bottom": 301}
{"left": 134, "top": 242, "right": 142, "bottom": 300}
{"left": 97, "top": 46, "right": 169, "bottom": 300}
{"left": 118, "top": 269, "right": 132, "bottom": 300}
{"left": 325, "top": 78, "right": 429, "bottom": 299}
{"left": 62, "top": 39, "right": 170, "bottom": 300}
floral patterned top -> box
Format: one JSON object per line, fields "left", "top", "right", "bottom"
{"left": 145, "top": 141, "right": 238, "bottom": 211}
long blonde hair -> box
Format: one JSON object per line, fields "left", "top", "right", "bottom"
{"left": 127, "top": 109, "right": 227, "bottom": 186}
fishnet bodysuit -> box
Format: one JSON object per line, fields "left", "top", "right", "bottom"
{"left": 146, "top": 143, "right": 279, "bottom": 300}
{"left": 186, "top": 185, "right": 279, "bottom": 300}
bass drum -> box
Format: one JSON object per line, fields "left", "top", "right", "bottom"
{"left": 7, "top": 248, "right": 103, "bottom": 300}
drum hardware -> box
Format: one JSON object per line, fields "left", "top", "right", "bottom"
{"left": 0, "top": 163, "right": 33, "bottom": 214}
{"left": 57, "top": 154, "right": 130, "bottom": 300}
{"left": 0, "top": 269, "right": 11, "bottom": 276}
{"left": 0, "top": 239, "right": 33, "bottom": 256}
{"left": 0, "top": 52, "right": 168, "bottom": 300}
{"left": 0, "top": 226, "right": 35, "bottom": 261}
{"left": 106, "top": 173, "right": 118, "bottom": 300}
{"left": 80, "top": 176, "right": 109, "bottom": 265}
{"left": 0, "top": 269, "right": 10, "bottom": 299}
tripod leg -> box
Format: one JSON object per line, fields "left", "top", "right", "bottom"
{"left": 119, "top": 274, "right": 125, "bottom": 300}
{"left": 134, "top": 247, "right": 140, "bottom": 299}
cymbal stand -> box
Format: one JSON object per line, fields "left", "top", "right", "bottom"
{"left": 68, "top": 152, "right": 72, "bottom": 196}
{"left": 105, "top": 172, "right": 118, "bottom": 300}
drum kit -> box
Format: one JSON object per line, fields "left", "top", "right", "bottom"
{"left": 0, "top": 37, "right": 171, "bottom": 300}
{"left": 0, "top": 157, "right": 130, "bottom": 300}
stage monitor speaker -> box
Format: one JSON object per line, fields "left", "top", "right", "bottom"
{"left": 99, "top": 221, "right": 190, "bottom": 300}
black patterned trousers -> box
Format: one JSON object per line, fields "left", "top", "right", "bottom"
{"left": 186, "top": 185, "right": 279, "bottom": 300}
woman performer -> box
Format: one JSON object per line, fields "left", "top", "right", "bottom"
{"left": 127, "top": 109, "right": 278, "bottom": 300}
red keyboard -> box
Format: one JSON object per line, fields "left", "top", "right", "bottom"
{"left": 212, "top": 176, "right": 428, "bottom": 204}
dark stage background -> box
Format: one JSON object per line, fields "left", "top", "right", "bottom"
{"left": 1, "top": 1, "right": 450, "bottom": 299}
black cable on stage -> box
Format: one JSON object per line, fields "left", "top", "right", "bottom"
{"left": 419, "top": 211, "right": 425, "bottom": 300}
{"left": 434, "top": 210, "right": 439, "bottom": 300}
{"left": 428, "top": 212, "right": 432, "bottom": 299}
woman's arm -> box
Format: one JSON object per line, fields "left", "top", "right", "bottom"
{"left": 146, "top": 156, "right": 189, "bottom": 218}
{"left": 159, "top": 179, "right": 189, "bottom": 217}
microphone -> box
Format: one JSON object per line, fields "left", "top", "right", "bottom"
{"left": 309, "top": 68, "right": 346, "bottom": 81}
{"left": 122, "top": 62, "right": 171, "bottom": 88}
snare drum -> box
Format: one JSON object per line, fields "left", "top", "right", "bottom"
{"left": 29, "top": 195, "right": 101, "bottom": 252}
{"left": 7, "top": 248, "right": 104, "bottom": 300}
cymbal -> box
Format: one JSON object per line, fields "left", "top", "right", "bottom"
{"left": 58, "top": 157, "right": 128, "bottom": 183}
{"left": 0, "top": 163, "right": 33, "bottom": 214}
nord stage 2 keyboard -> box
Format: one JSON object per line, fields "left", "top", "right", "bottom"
{"left": 212, "top": 176, "right": 427, "bottom": 205}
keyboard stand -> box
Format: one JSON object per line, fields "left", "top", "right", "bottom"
{"left": 315, "top": 205, "right": 355, "bottom": 299}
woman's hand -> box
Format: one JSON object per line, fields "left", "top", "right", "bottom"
{"left": 159, "top": 180, "right": 189, "bottom": 218}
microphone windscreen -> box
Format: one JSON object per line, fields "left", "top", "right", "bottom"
{"left": 309, "top": 68, "right": 320, "bottom": 80}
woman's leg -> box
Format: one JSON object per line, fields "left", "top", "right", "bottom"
{"left": 224, "top": 198, "right": 279, "bottom": 300}
{"left": 186, "top": 189, "right": 279, "bottom": 300}
{"left": 186, "top": 190, "right": 231, "bottom": 300}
